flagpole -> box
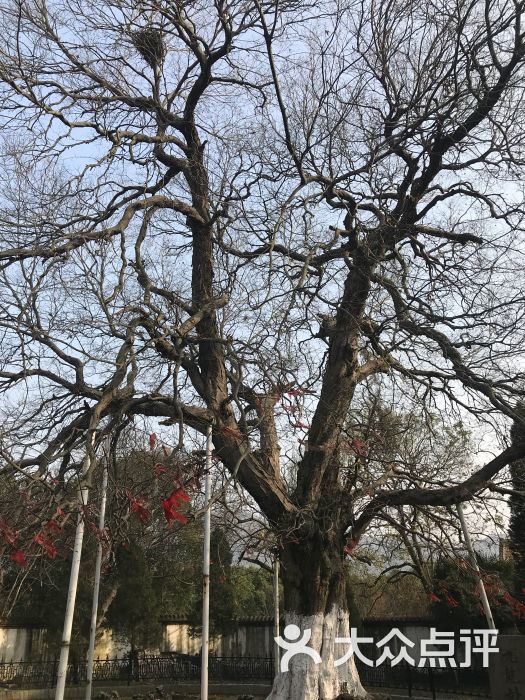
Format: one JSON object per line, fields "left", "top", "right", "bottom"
{"left": 457, "top": 503, "right": 496, "bottom": 629}
{"left": 273, "top": 553, "right": 280, "bottom": 677}
{"left": 201, "top": 423, "right": 212, "bottom": 700}
{"left": 85, "top": 447, "right": 109, "bottom": 700}
{"left": 55, "top": 431, "right": 96, "bottom": 700}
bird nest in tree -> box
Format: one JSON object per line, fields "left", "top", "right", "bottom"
{"left": 131, "top": 28, "right": 165, "bottom": 67}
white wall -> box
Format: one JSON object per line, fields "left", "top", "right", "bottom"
{"left": 91, "top": 629, "right": 131, "bottom": 660}
{"left": 163, "top": 621, "right": 274, "bottom": 657}
{"left": 0, "top": 627, "right": 131, "bottom": 662}
{"left": 163, "top": 623, "right": 209, "bottom": 655}
{"left": 0, "top": 628, "right": 48, "bottom": 662}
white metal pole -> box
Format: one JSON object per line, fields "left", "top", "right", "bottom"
{"left": 457, "top": 503, "right": 496, "bottom": 629}
{"left": 85, "top": 458, "right": 109, "bottom": 700}
{"left": 55, "top": 433, "right": 96, "bottom": 700}
{"left": 273, "top": 555, "right": 280, "bottom": 677}
{"left": 201, "top": 424, "right": 212, "bottom": 700}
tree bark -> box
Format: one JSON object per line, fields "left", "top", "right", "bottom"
{"left": 266, "top": 536, "right": 368, "bottom": 700}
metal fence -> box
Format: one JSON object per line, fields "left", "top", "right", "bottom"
{"left": 0, "top": 654, "right": 274, "bottom": 688}
{"left": 0, "top": 655, "right": 490, "bottom": 696}
{"left": 356, "top": 660, "right": 491, "bottom": 698}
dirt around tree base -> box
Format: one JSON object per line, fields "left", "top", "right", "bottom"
{"left": 96, "top": 688, "right": 381, "bottom": 700}
{"left": 144, "top": 696, "right": 266, "bottom": 700}
{"left": 128, "top": 695, "right": 374, "bottom": 699}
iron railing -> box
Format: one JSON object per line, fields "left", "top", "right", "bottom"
{"left": 356, "top": 660, "right": 490, "bottom": 698}
{"left": 0, "top": 655, "right": 490, "bottom": 696}
{"left": 0, "top": 654, "right": 273, "bottom": 688}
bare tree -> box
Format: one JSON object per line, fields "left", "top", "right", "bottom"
{"left": 2, "top": 0, "right": 525, "bottom": 697}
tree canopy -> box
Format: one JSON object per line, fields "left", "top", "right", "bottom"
{"left": 1, "top": 0, "right": 525, "bottom": 696}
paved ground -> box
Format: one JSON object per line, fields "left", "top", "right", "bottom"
{"left": 0, "top": 682, "right": 271, "bottom": 700}
{"left": 373, "top": 692, "right": 488, "bottom": 700}
{"left": 0, "top": 682, "right": 491, "bottom": 700}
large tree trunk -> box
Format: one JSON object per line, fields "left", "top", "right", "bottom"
{"left": 266, "top": 534, "right": 369, "bottom": 700}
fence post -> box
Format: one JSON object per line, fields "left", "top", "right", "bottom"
{"left": 406, "top": 660, "right": 413, "bottom": 698}
{"left": 454, "top": 667, "right": 460, "bottom": 693}
{"left": 427, "top": 666, "right": 436, "bottom": 700}
{"left": 127, "top": 652, "right": 132, "bottom": 686}
{"left": 71, "top": 652, "right": 79, "bottom": 685}
{"left": 52, "top": 655, "right": 58, "bottom": 688}
{"left": 134, "top": 649, "right": 140, "bottom": 682}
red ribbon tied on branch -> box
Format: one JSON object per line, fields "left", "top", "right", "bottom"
{"left": 153, "top": 463, "right": 168, "bottom": 478}
{"left": 126, "top": 491, "right": 151, "bottom": 523}
{"left": 347, "top": 438, "right": 369, "bottom": 457}
{"left": 34, "top": 531, "right": 57, "bottom": 559}
{"left": 161, "top": 487, "right": 190, "bottom": 526}
{"left": 10, "top": 550, "right": 27, "bottom": 567}
{"left": 0, "top": 519, "right": 18, "bottom": 546}
{"left": 343, "top": 537, "right": 358, "bottom": 556}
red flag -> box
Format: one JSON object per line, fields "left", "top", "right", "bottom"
{"left": 149, "top": 433, "right": 157, "bottom": 450}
